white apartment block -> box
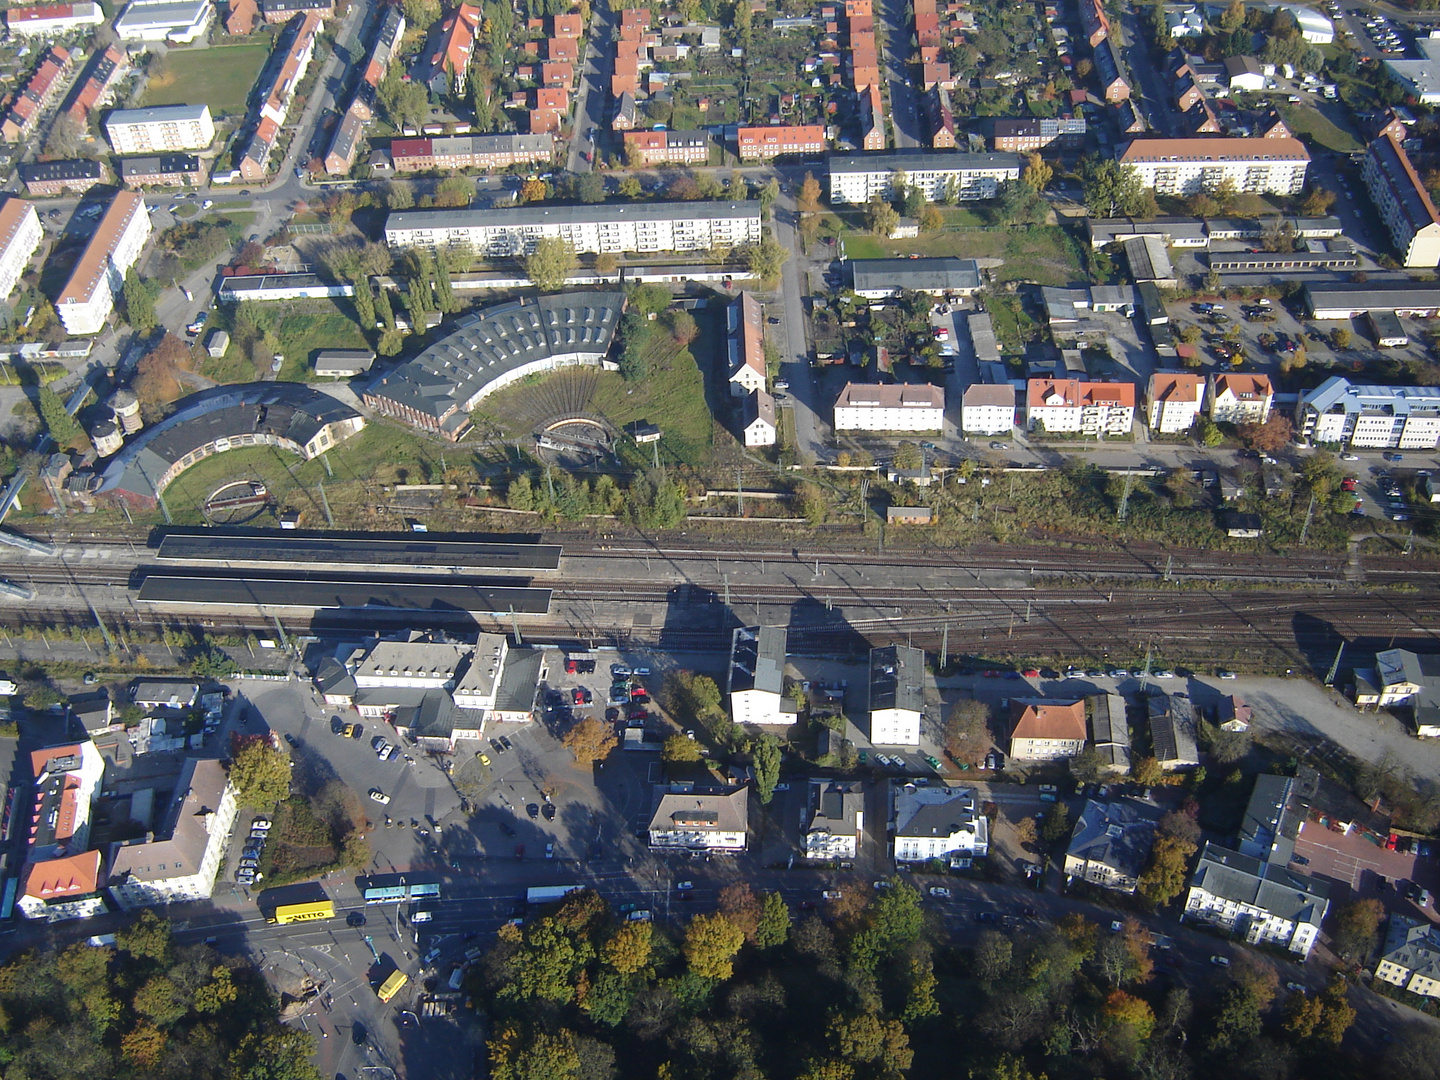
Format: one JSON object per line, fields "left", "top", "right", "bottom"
{"left": 804, "top": 780, "right": 863, "bottom": 860}
{"left": 1117, "top": 137, "right": 1310, "bottom": 196}
{"left": 105, "top": 104, "right": 215, "bottom": 154}
{"left": 1375, "top": 918, "right": 1440, "bottom": 999}
{"left": 728, "top": 625, "right": 796, "bottom": 725}
{"left": 1296, "top": 376, "right": 1440, "bottom": 449}
{"left": 1208, "top": 372, "right": 1273, "bottom": 424}
{"left": 1363, "top": 134, "right": 1440, "bottom": 269}
{"left": 648, "top": 788, "right": 749, "bottom": 852}
{"left": 385, "top": 201, "right": 762, "bottom": 256}
{"left": 56, "top": 190, "right": 151, "bottom": 335}
{"left": 6, "top": 1, "right": 104, "bottom": 35}
{"left": 107, "top": 759, "right": 239, "bottom": 910}
{"left": 961, "top": 383, "right": 1015, "bottom": 435}
{"left": 869, "top": 645, "right": 924, "bottom": 747}
{"left": 1026, "top": 378, "right": 1136, "bottom": 437}
{"left": 834, "top": 382, "right": 944, "bottom": 432}
{"left": 0, "top": 197, "right": 42, "bottom": 303}
{"left": 1147, "top": 371, "right": 1205, "bottom": 433}
{"left": 1183, "top": 841, "right": 1328, "bottom": 958}
{"left": 892, "top": 785, "right": 988, "bottom": 865}
{"left": 828, "top": 150, "right": 1022, "bottom": 203}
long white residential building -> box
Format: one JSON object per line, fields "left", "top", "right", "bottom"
{"left": 1362, "top": 134, "right": 1440, "bottom": 269}
{"left": 1295, "top": 376, "right": 1440, "bottom": 449}
{"left": 0, "top": 197, "right": 42, "bottom": 304}
{"left": 105, "top": 104, "right": 214, "bottom": 154}
{"left": 384, "top": 201, "right": 762, "bottom": 256}
{"left": 57, "top": 190, "right": 151, "bottom": 335}
{"left": 1026, "top": 378, "right": 1136, "bottom": 437}
{"left": 6, "top": 2, "right": 104, "bottom": 35}
{"left": 1117, "top": 137, "right": 1310, "bottom": 196}
{"left": 828, "top": 150, "right": 1022, "bottom": 203}
{"left": 834, "top": 382, "right": 944, "bottom": 432}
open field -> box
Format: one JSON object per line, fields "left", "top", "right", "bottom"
{"left": 142, "top": 44, "right": 270, "bottom": 117}
{"left": 823, "top": 217, "right": 1087, "bottom": 286}
{"left": 1279, "top": 100, "right": 1361, "bottom": 153}
{"left": 201, "top": 302, "right": 370, "bottom": 384}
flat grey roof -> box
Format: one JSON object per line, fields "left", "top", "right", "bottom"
{"left": 107, "top": 103, "right": 209, "bottom": 125}
{"left": 828, "top": 149, "right": 1022, "bottom": 173}
{"left": 852, "top": 257, "right": 981, "bottom": 292}
{"left": 870, "top": 644, "right": 925, "bottom": 714}
{"left": 136, "top": 574, "right": 553, "bottom": 615}
{"left": 386, "top": 199, "right": 761, "bottom": 233}
{"left": 730, "top": 625, "right": 786, "bottom": 695}
{"left": 154, "top": 528, "right": 562, "bottom": 571}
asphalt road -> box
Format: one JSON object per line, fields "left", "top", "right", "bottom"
{"left": 879, "top": 0, "right": 922, "bottom": 148}
{"left": 566, "top": 0, "right": 613, "bottom": 174}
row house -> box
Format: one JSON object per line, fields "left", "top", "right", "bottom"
{"left": 1146, "top": 370, "right": 1205, "bottom": 434}
{"left": 61, "top": 45, "right": 127, "bottom": 127}
{"left": 860, "top": 83, "right": 885, "bottom": 150}
{"left": 2, "top": 47, "right": 72, "bottom": 143}
{"left": 414, "top": 2, "right": 480, "bottom": 95}
{"left": 1080, "top": 0, "right": 1109, "bottom": 47}
{"left": 992, "top": 116, "right": 1086, "bottom": 153}
{"left": 391, "top": 132, "right": 554, "bottom": 172}
{"left": 18, "top": 158, "right": 105, "bottom": 197}
{"left": 325, "top": 7, "right": 406, "bottom": 174}
{"left": 1026, "top": 378, "right": 1136, "bottom": 436}
{"left": 736, "top": 124, "right": 826, "bottom": 161}
{"left": 1208, "top": 371, "right": 1273, "bottom": 424}
{"left": 1094, "top": 38, "right": 1131, "bottom": 102}
{"left": 5, "top": 2, "right": 103, "bottom": 35}
{"left": 118, "top": 154, "right": 206, "bottom": 188}
{"left": 530, "top": 86, "right": 569, "bottom": 135}
{"left": 926, "top": 86, "right": 955, "bottom": 148}
{"left": 236, "top": 12, "right": 322, "bottom": 180}
{"left": 621, "top": 129, "right": 709, "bottom": 167}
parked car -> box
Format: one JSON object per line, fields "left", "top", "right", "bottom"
{"left": 369, "top": 789, "right": 391, "bottom": 804}
{"left": 929, "top": 887, "right": 951, "bottom": 898}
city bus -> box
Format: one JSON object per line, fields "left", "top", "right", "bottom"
{"left": 377, "top": 970, "right": 408, "bottom": 1003}
{"left": 268, "top": 900, "right": 335, "bottom": 924}
{"left": 526, "top": 885, "right": 583, "bottom": 905}
{"left": 362, "top": 875, "right": 442, "bottom": 905}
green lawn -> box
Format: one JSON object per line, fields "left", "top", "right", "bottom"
{"left": 1279, "top": 101, "right": 1361, "bottom": 154}
{"left": 142, "top": 44, "right": 271, "bottom": 117}
{"left": 201, "top": 302, "right": 370, "bottom": 384}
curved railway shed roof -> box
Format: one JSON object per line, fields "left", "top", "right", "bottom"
{"left": 153, "top": 527, "right": 562, "bottom": 571}
{"left": 98, "top": 383, "right": 365, "bottom": 504}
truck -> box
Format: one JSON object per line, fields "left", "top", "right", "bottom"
{"left": 526, "top": 885, "right": 584, "bottom": 905}
{"left": 377, "top": 970, "right": 409, "bottom": 1003}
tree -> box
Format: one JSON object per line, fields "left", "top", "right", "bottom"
{"left": 944, "top": 698, "right": 991, "bottom": 765}
{"left": 562, "top": 716, "right": 618, "bottom": 766}
{"left": 1079, "top": 158, "right": 1148, "bottom": 218}
{"left": 378, "top": 68, "right": 429, "bottom": 129}
{"left": 1022, "top": 153, "right": 1053, "bottom": 192}
{"left": 1314, "top": 975, "right": 1356, "bottom": 1045}
{"left": 718, "top": 882, "right": 763, "bottom": 941}
{"left": 662, "top": 733, "right": 702, "bottom": 763}
{"left": 918, "top": 203, "right": 944, "bottom": 232}
{"left": 1329, "top": 897, "right": 1384, "bottom": 960}
{"left": 602, "top": 921, "right": 652, "bottom": 974}
{"left": 36, "top": 385, "right": 80, "bottom": 446}
{"left": 577, "top": 172, "right": 605, "bottom": 203}
{"left": 520, "top": 178, "right": 549, "bottom": 203}
{"left": 994, "top": 179, "right": 1046, "bottom": 226}
{"left": 865, "top": 196, "right": 900, "bottom": 237}
{"left": 1237, "top": 413, "right": 1293, "bottom": 452}
{"left": 1197, "top": 416, "right": 1224, "bottom": 446}
{"left": 1068, "top": 745, "right": 1107, "bottom": 785}
{"left": 1302, "top": 187, "right": 1337, "bottom": 217}
{"left": 1219, "top": 0, "right": 1245, "bottom": 31}
{"left": 683, "top": 912, "right": 744, "bottom": 979}
{"left": 490, "top": 1024, "right": 581, "bottom": 1080}
{"left": 435, "top": 176, "right": 474, "bottom": 207}
{"left": 45, "top": 112, "right": 84, "bottom": 159}
{"left": 752, "top": 733, "right": 781, "bottom": 805}
{"left": 742, "top": 236, "right": 788, "bottom": 285}
{"left": 1040, "top": 803, "right": 1071, "bottom": 847}
{"left": 661, "top": 308, "right": 698, "bottom": 346}
{"left": 525, "top": 236, "right": 578, "bottom": 291}
{"left": 1331, "top": 326, "right": 1353, "bottom": 349}
{"left": 594, "top": 252, "right": 619, "bottom": 276}
{"left": 122, "top": 268, "right": 156, "bottom": 333}
{"left": 229, "top": 733, "right": 293, "bottom": 807}
{"left": 619, "top": 176, "right": 642, "bottom": 198}
{"left": 799, "top": 171, "right": 822, "bottom": 212}
{"left": 755, "top": 891, "right": 790, "bottom": 948}
{"left": 1132, "top": 756, "right": 1164, "bottom": 787}
{"left": 1137, "top": 833, "right": 1197, "bottom": 906}
{"left": 1208, "top": 985, "right": 1262, "bottom": 1053}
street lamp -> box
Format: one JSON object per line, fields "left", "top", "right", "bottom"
{"left": 394, "top": 876, "right": 406, "bottom": 944}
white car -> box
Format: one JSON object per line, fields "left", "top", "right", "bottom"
{"left": 201, "top": 198, "right": 213, "bottom": 209}
{"left": 369, "top": 788, "right": 391, "bottom": 804}
{"left": 928, "top": 887, "right": 951, "bottom": 898}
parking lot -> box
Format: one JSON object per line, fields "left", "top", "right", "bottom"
{"left": 1294, "top": 821, "right": 1440, "bottom": 923}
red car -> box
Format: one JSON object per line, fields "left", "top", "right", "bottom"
{"left": 565, "top": 658, "right": 578, "bottom": 673}
{"left": 627, "top": 706, "right": 649, "bottom": 722}
{"left": 630, "top": 688, "right": 649, "bottom": 703}
{"left": 1021, "top": 669, "right": 1040, "bottom": 678}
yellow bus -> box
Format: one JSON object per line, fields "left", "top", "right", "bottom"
{"left": 377, "top": 970, "right": 408, "bottom": 1003}
{"left": 268, "top": 900, "right": 335, "bottom": 925}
